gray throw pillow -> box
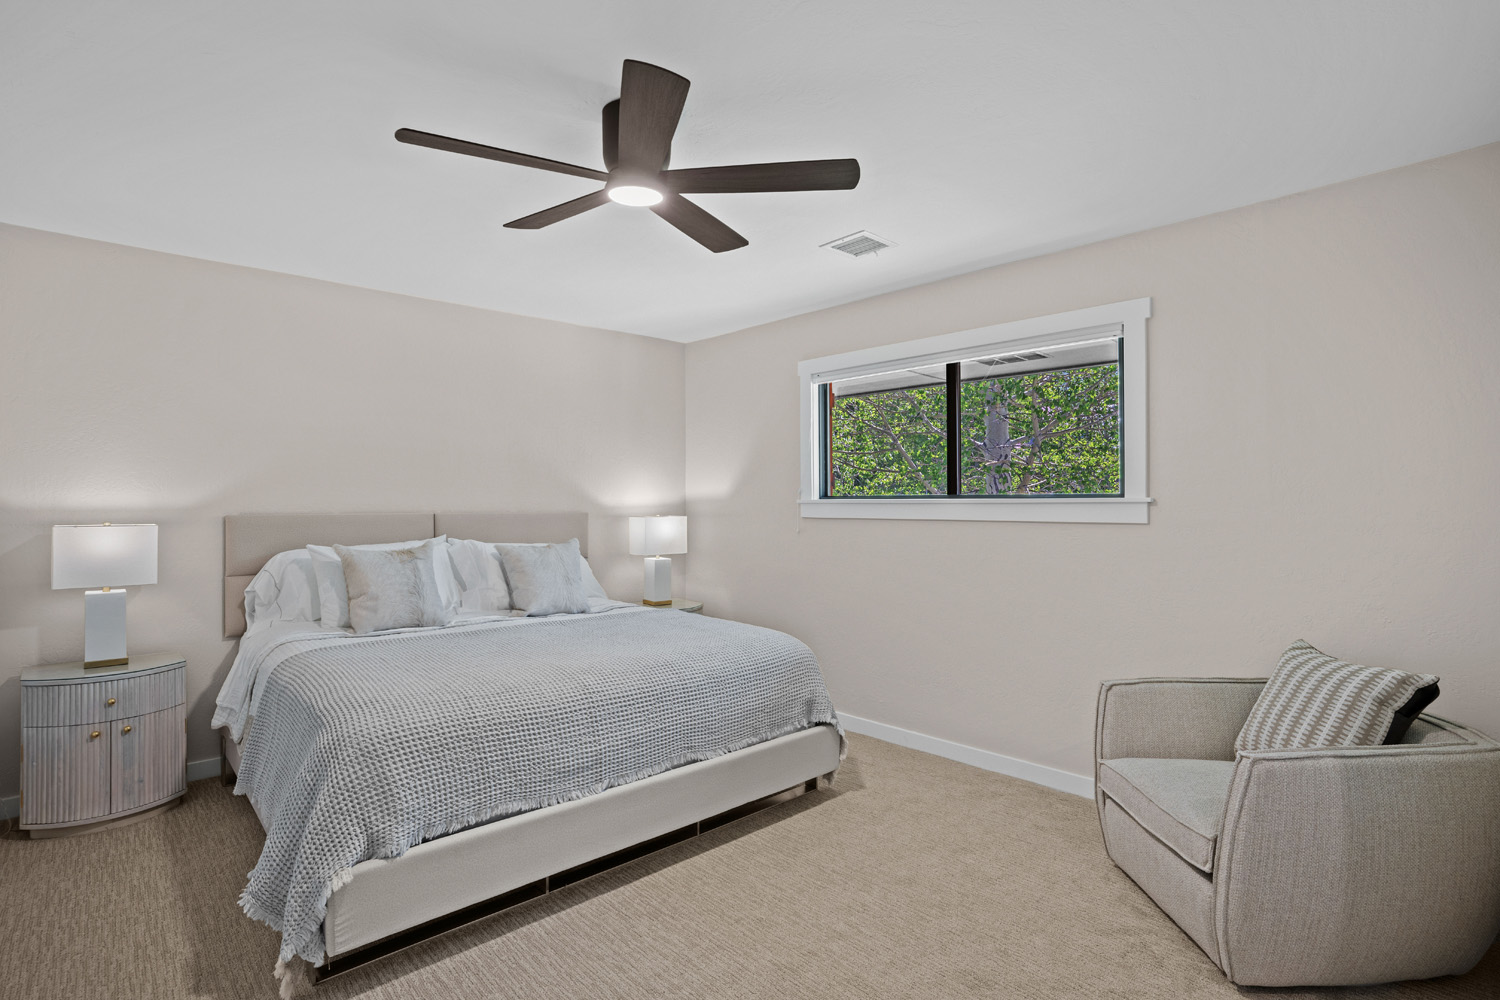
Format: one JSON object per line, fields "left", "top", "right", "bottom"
{"left": 495, "top": 539, "right": 591, "bottom": 616}
{"left": 1235, "top": 640, "right": 1440, "bottom": 752}
{"left": 334, "top": 538, "right": 452, "bottom": 634}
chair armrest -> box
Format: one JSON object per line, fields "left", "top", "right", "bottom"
{"left": 1095, "top": 677, "right": 1266, "bottom": 764}
{"left": 1214, "top": 739, "right": 1500, "bottom": 986}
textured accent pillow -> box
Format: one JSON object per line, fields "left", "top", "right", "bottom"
{"left": 520, "top": 545, "right": 607, "bottom": 600}
{"left": 496, "top": 538, "right": 591, "bottom": 616}
{"left": 243, "top": 548, "right": 321, "bottom": 627}
{"left": 1235, "top": 641, "right": 1440, "bottom": 753}
{"left": 334, "top": 538, "right": 453, "bottom": 634}
{"left": 308, "top": 536, "right": 456, "bottom": 628}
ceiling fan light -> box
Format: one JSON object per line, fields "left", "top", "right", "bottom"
{"left": 607, "top": 184, "right": 664, "bottom": 207}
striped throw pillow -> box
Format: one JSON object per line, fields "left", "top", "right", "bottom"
{"left": 1235, "top": 641, "right": 1440, "bottom": 753}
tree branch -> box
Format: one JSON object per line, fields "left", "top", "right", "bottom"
{"left": 870, "top": 410, "right": 941, "bottom": 494}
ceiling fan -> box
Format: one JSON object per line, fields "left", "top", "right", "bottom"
{"left": 395, "top": 59, "right": 860, "bottom": 253}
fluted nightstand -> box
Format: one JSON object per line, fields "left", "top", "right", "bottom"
{"left": 20, "top": 653, "right": 187, "bottom": 837}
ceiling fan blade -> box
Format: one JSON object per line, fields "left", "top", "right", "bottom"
{"left": 663, "top": 158, "right": 861, "bottom": 193}
{"left": 503, "top": 189, "right": 611, "bottom": 229}
{"left": 616, "top": 60, "right": 689, "bottom": 172}
{"left": 650, "top": 194, "right": 748, "bottom": 253}
{"left": 396, "top": 128, "right": 607, "bottom": 181}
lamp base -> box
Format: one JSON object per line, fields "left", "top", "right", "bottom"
{"left": 642, "top": 556, "right": 673, "bottom": 606}
{"left": 83, "top": 588, "right": 129, "bottom": 668}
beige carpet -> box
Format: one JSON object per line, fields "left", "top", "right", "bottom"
{"left": 2, "top": 733, "right": 1495, "bottom": 999}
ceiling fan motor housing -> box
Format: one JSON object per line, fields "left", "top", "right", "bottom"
{"left": 601, "top": 100, "right": 669, "bottom": 173}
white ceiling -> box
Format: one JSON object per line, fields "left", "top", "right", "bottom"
{"left": 4, "top": 1, "right": 1499, "bottom": 342}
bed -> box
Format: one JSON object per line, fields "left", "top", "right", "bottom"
{"left": 216, "top": 512, "right": 843, "bottom": 990}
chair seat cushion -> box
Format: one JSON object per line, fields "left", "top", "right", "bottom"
{"left": 1098, "top": 758, "right": 1236, "bottom": 872}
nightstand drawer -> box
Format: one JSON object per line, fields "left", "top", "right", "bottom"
{"left": 21, "top": 666, "right": 184, "bottom": 727}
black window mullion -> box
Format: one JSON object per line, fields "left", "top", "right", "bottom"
{"left": 945, "top": 362, "right": 960, "bottom": 495}
{"left": 820, "top": 383, "right": 833, "bottom": 498}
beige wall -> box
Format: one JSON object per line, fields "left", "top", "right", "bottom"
{"left": 0, "top": 224, "right": 686, "bottom": 800}
{"left": 685, "top": 143, "right": 1500, "bottom": 781}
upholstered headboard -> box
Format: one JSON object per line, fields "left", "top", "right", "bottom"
{"left": 223, "top": 511, "right": 589, "bottom": 638}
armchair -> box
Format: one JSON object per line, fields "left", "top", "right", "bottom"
{"left": 1095, "top": 677, "right": 1500, "bottom": 987}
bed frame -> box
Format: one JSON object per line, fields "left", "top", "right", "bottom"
{"left": 221, "top": 512, "right": 840, "bottom": 981}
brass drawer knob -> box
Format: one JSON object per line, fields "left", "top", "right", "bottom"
{"left": 106, "top": 698, "right": 117, "bottom": 706}
{"left": 120, "top": 725, "right": 132, "bottom": 735}
{"left": 90, "top": 731, "right": 100, "bottom": 740}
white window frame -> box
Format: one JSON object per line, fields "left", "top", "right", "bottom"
{"left": 798, "top": 298, "right": 1152, "bottom": 524}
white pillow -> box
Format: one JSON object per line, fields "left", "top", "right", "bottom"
{"left": 307, "top": 536, "right": 457, "bottom": 629}
{"left": 446, "top": 538, "right": 511, "bottom": 613}
{"left": 578, "top": 554, "right": 608, "bottom": 601}
{"left": 243, "top": 548, "right": 321, "bottom": 627}
{"left": 335, "top": 538, "right": 453, "bottom": 634}
{"left": 446, "top": 538, "right": 609, "bottom": 608}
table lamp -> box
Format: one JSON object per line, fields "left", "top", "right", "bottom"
{"left": 628, "top": 515, "right": 686, "bottom": 606}
{"left": 52, "top": 523, "right": 158, "bottom": 667}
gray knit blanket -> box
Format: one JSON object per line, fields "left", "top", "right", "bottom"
{"left": 233, "top": 609, "right": 841, "bottom": 970}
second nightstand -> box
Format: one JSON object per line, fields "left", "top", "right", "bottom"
{"left": 641, "top": 599, "right": 703, "bottom": 614}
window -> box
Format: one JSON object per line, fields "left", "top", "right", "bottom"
{"left": 799, "top": 299, "right": 1151, "bottom": 523}
{"left": 826, "top": 339, "right": 1121, "bottom": 498}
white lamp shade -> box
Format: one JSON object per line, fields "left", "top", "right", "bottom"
{"left": 52, "top": 524, "right": 158, "bottom": 590}
{"left": 629, "top": 515, "right": 687, "bottom": 556}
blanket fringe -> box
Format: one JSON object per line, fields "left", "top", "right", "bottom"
{"left": 273, "top": 956, "right": 312, "bottom": 999}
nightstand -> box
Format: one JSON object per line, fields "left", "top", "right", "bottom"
{"left": 20, "top": 653, "right": 187, "bottom": 837}
{"left": 642, "top": 599, "right": 703, "bottom": 614}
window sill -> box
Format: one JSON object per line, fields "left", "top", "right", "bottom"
{"left": 797, "top": 496, "right": 1152, "bottom": 524}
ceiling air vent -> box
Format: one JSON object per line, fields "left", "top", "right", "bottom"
{"left": 822, "top": 230, "right": 896, "bottom": 258}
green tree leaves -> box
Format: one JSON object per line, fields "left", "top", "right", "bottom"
{"left": 829, "top": 385, "right": 947, "bottom": 495}
{"left": 829, "top": 364, "right": 1120, "bottom": 497}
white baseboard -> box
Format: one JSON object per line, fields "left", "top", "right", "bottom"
{"left": 839, "top": 713, "right": 1094, "bottom": 799}
{"left": 187, "top": 756, "right": 223, "bottom": 783}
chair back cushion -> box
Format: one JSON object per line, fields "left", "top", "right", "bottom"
{"left": 1235, "top": 641, "right": 1439, "bottom": 753}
